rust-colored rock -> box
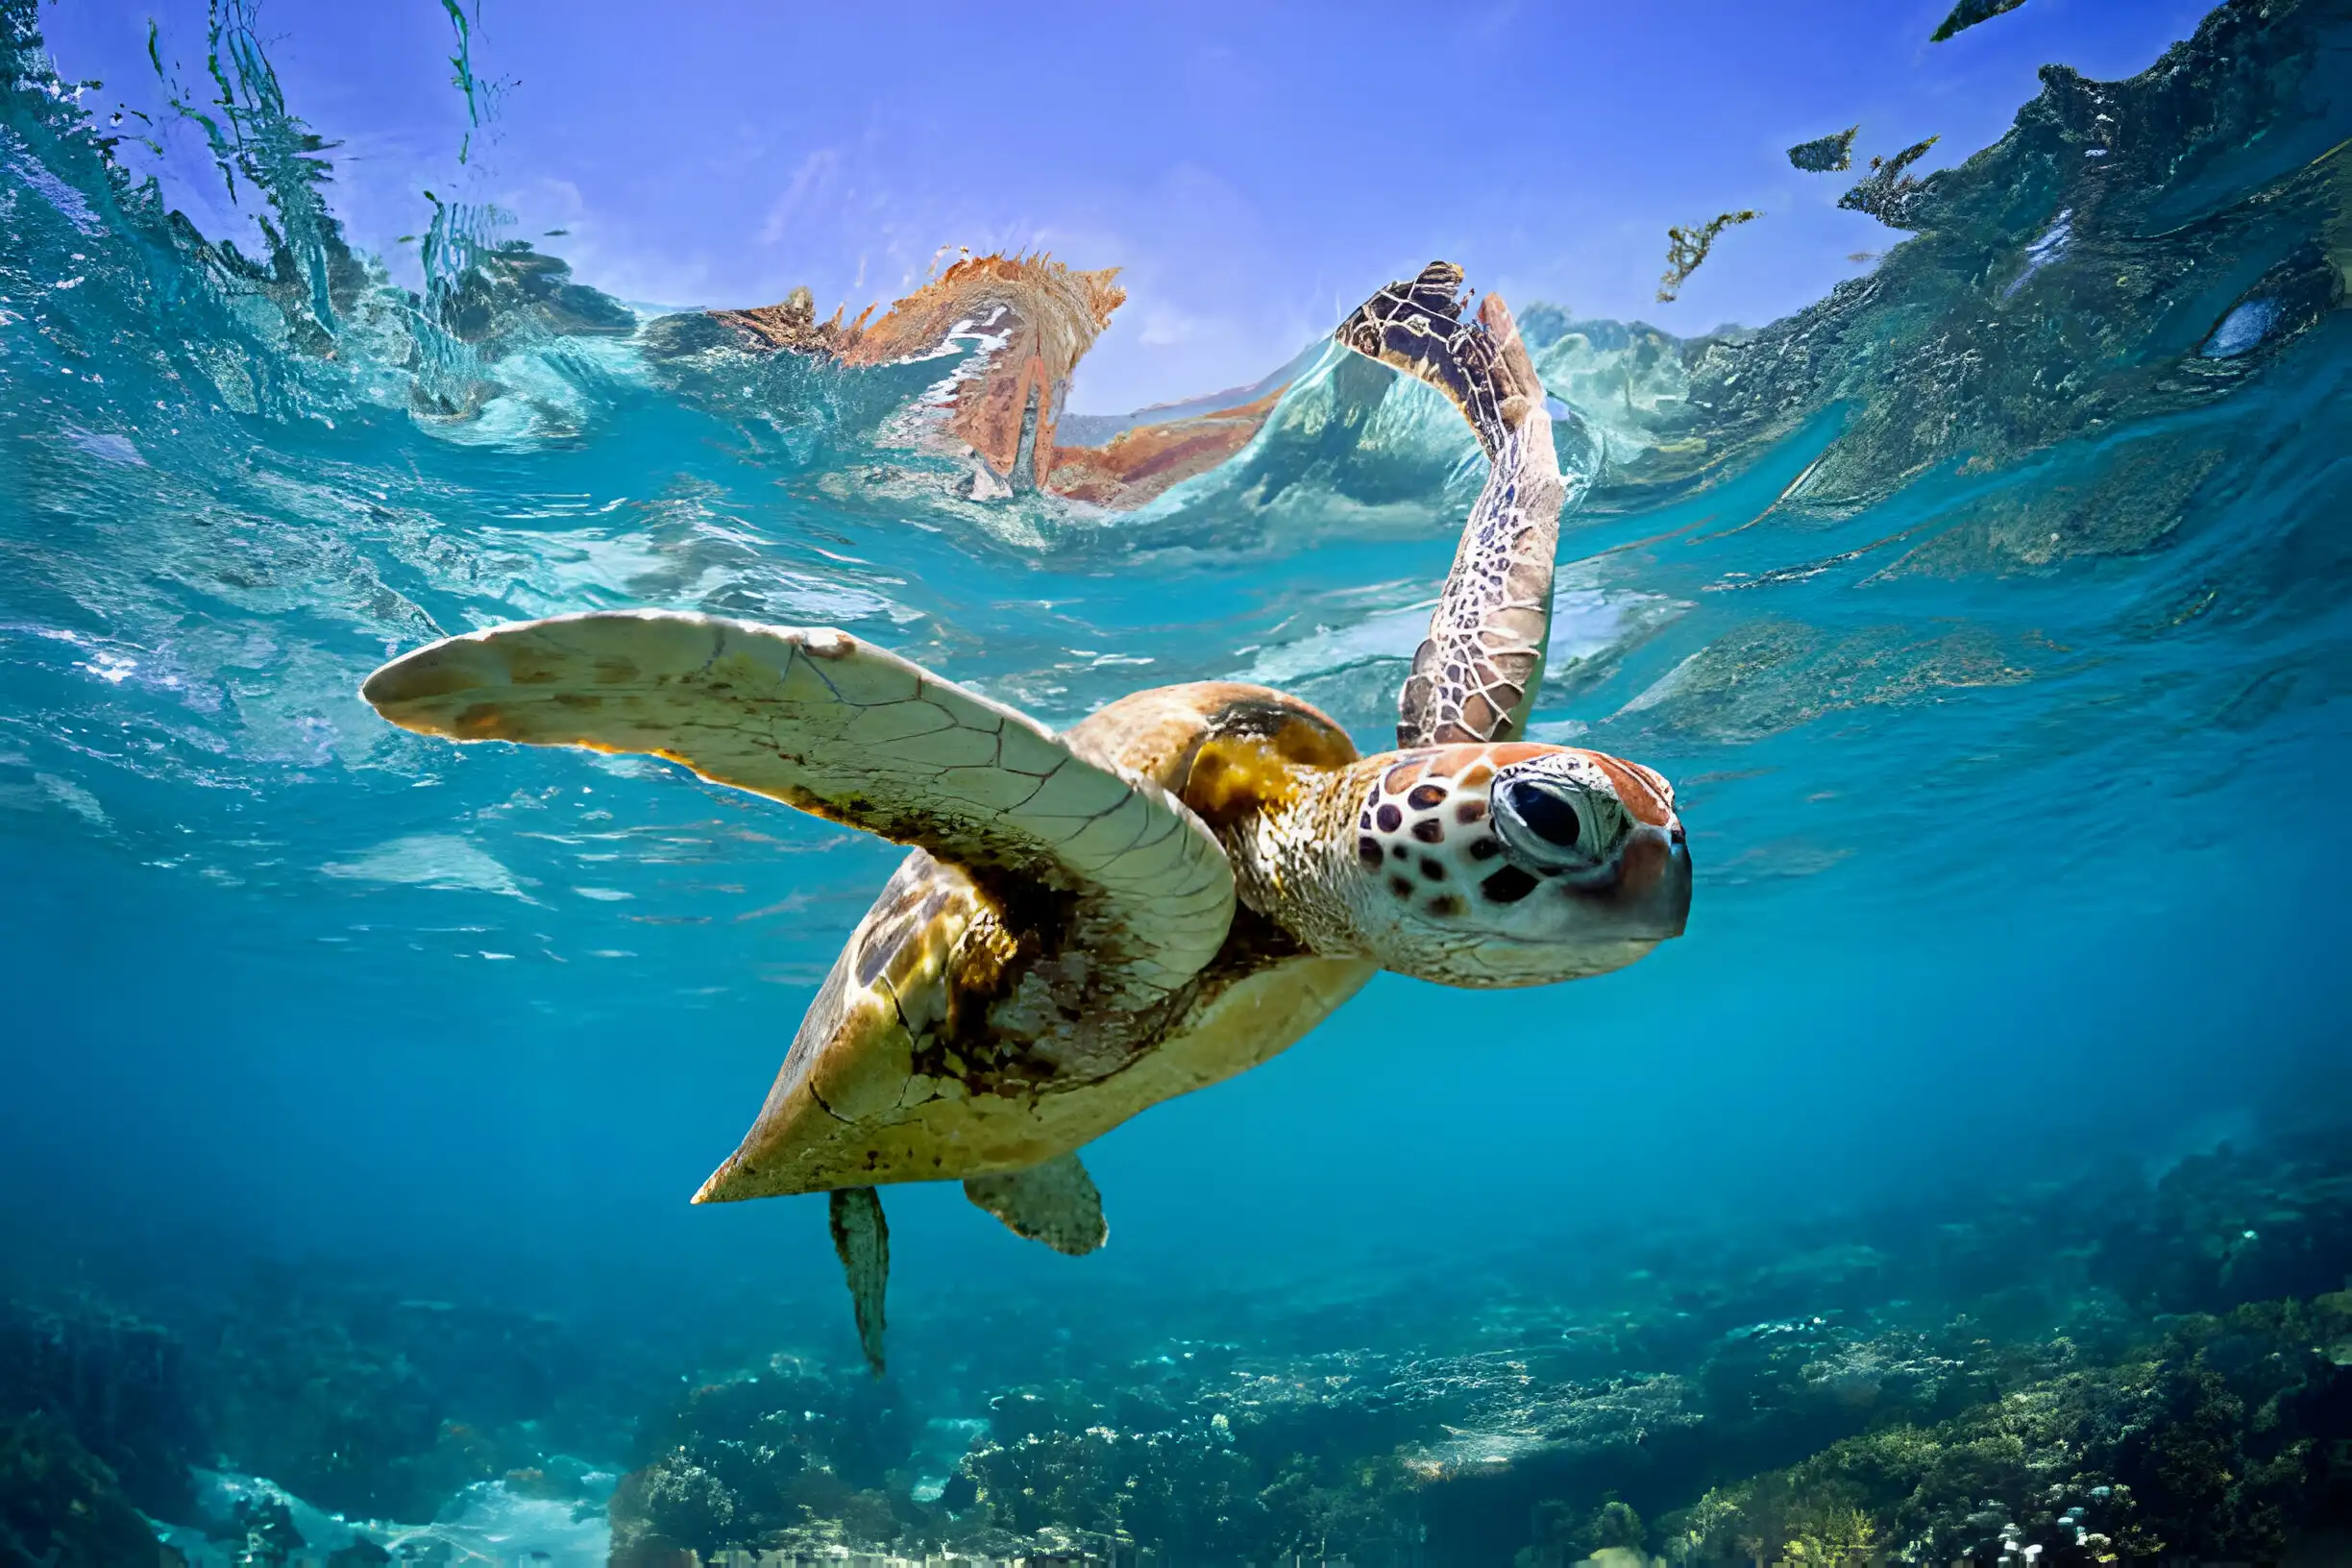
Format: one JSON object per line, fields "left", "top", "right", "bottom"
{"left": 839, "top": 253, "right": 1124, "bottom": 485}
{"left": 704, "top": 253, "right": 1123, "bottom": 486}
{"left": 693, "top": 251, "right": 1297, "bottom": 506}
{"left": 1042, "top": 384, "right": 1286, "bottom": 508}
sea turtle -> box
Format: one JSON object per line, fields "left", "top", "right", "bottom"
{"left": 361, "top": 262, "right": 1692, "bottom": 1370}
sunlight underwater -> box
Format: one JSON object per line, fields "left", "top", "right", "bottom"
{"left": 3, "top": 0, "right": 2351, "bottom": 1563}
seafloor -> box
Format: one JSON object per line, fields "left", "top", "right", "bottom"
{"left": 5, "top": 1127, "right": 2350, "bottom": 1566}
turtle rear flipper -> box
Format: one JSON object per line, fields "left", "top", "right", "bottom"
{"left": 1337, "top": 261, "right": 1570, "bottom": 747}
{"left": 829, "top": 1187, "right": 890, "bottom": 1375}
{"left": 361, "top": 611, "right": 1236, "bottom": 1014}
{"left": 964, "top": 1151, "right": 1108, "bottom": 1255}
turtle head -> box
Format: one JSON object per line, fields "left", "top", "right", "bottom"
{"left": 1341, "top": 743, "right": 1690, "bottom": 988}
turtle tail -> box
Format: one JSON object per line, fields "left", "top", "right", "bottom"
{"left": 1335, "top": 260, "right": 1544, "bottom": 459}
{"left": 828, "top": 1187, "right": 890, "bottom": 1376}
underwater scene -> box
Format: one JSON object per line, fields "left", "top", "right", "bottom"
{"left": 5, "top": 0, "right": 2352, "bottom": 1563}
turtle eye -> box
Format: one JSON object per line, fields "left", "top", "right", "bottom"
{"left": 1507, "top": 781, "right": 1590, "bottom": 855}
{"left": 1494, "top": 776, "right": 1611, "bottom": 873}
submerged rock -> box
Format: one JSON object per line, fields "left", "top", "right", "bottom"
{"left": 0, "top": 1411, "right": 163, "bottom": 1568}
{"left": 433, "top": 243, "right": 638, "bottom": 345}
{"left": 0, "top": 1297, "right": 202, "bottom": 1523}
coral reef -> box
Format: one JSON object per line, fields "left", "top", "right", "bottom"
{"left": 0, "top": 1268, "right": 660, "bottom": 1556}
{"left": 217, "top": 1493, "right": 306, "bottom": 1566}
{"left": 587, "top": 1131, "right": 2352, "bottom": 1565}
{"left": 2, "top": 1133, "right": 2347, "bottom": 1564}
{"left": 1662, "top": 1296, "right": 2352, "bottom": 1564}
{"left": 193, "top": 1272, "right": 643, "bottom": 1521}
{"left": 606, "top": 1356, "right": 928, "bottom": 1562}
{"left": 948, "top": 1379, "right": 1423, "bottom": 1559}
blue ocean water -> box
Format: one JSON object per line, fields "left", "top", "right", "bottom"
{"left": 4, "top": 2, "right": 2351, "bottom": 1564}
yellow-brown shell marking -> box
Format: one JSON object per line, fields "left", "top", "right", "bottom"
{"left": 690, "top": 683, "right": 1369, "bottom": 1203}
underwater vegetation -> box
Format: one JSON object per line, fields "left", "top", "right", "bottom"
{"left": 1655, "top": 214, "right": 1761, "bottom": 306}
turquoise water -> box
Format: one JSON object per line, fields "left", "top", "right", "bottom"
{"left": 4, "top": 3, "right": 2351, "bottom": 1564}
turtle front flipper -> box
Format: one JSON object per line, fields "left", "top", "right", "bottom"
{"left": 963, "top": 1151, "right": 1108, "bottom": 1256}
{"left": 828, "top": 1187, "right": 890, "bottom": 1375}
{"left": 1337, "top": 262, "right": 1571, "bottom": 747}
{"left": 361, "top": 611, "right": 1236, "bottom": 1013}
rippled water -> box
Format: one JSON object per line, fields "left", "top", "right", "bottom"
{"left": 4, "top": 2, "right": 2351, "bottom": 1563}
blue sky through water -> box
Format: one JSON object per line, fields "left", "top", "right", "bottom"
{"left": 42, "top": 0, "right": 2211, "bottom": 411}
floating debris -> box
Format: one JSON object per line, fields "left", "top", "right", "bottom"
{"left": 1839, "top": 135, "right": 1942, "bottom": 225}
{"left": 1657, "top": 209, "right": 1760, "bottom": 303}
{"left": 1932, "top": 0, "right": 2030, "bottom": 42}
{"left": 1788, "top": 126, "right": 1859, "bottom": 174}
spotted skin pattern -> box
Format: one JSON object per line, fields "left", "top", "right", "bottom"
{"left": 1337, "top": 261, "right": 1570, "bottom": 748}
{"left": 1227, "top": 740, "right": 1686, "bottom": 990}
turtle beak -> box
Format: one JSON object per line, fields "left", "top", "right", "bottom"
{"left": 1584, "top": 820, "right": 1692, "bottom": 942}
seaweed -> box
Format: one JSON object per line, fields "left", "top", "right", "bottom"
{"left": 1657, "top": 211, "right": 1761, "bottom": 304}
{"left": 1838, "top": 135, "right": 1942, "bottom": 227}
